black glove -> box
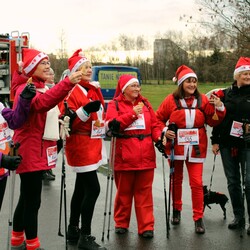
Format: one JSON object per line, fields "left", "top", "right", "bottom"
{"left": 168, "top": 123, "right": 178, "bottom": 134}
{"left": 83, "top": 100, "right": 101, "bottom": 115}
{"left": 64, "top": 107, "right": 77, "bottom": 121}
{"left": 155, "top": 132, "right": 167, "bottom": 158}
{"left": 108, "top": 119, "right": 120, "bottom": 134}
{"left": 1, "top": 154, "right": 22, "bottom": 171}
{"left": 155, "top": 140, "right": 165, "bottom": 154}
{"left": 20, "top": 83, "right": 36, "bottom": 100}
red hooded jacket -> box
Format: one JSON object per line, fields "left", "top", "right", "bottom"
{"left": 13, "top": 76, "right": 75, "bottom": 174}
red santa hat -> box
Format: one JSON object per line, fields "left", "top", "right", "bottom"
{"left": 22, "top": 48, "right": 48, "bottom": 76}
{"left": 68, "top": 49, "right": 89, "bottom": 73}
{"left": 114, "top": 74, "right": 139, "bottom": 98}
{"left": 234, "top": 57, "right": 250, "bottom": 75}
{"left": 173, "top": 65, "right": 197, "bottom": 86}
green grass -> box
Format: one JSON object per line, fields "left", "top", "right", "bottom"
{"left": 140, "top": 82, "right": 230, "bottom": 110}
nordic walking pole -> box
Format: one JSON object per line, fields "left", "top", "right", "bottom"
{"left": 107, "top": 136, "right": 116, "bottom": 239}
{"left": 63, "top": 139, "right": 68, "bottom": 250}
{"left": 57, "top": 130, "right": 68, "bottom": 249}
{"left": 101, "top": 135, "right": 115, "bottom": 241}
{"left": 7, "top": 141, "right": 20, "bottom": 250}
{"left": 58, "top": 157, "right": 64, "bottom": 237}
{"left": 101, "top": 119, "right": 119, "bottom": 241}
{"left": 161, "top": 148, "right": 168, "bottom": 238}
{"left": 101, "top": 150, "right": 111, "bottom": 242}
{"left": 58, "top": 101, "right": 71, "bottom": 250}
{"left": 166, "top": 138, "right": 174, "bottom": 238}
{"left": 240, "top": 160, "right": 246, "bottom": 238}
{"left": 155, "top": 131, "right": 168, "bottom": 237}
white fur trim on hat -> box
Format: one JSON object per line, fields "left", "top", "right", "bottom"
{"left": 234, "top": 65, "right": 250, "bottom": 75}
{"left": 178, "top": 73, "right": 197, "bottom": 86}
{"left": 71, "top": 58, "right": 89, "bottom": 73}
{"left": 23, "top": 52, "right": 48, "bottom": 75}
{"left": 121, "top": 78, "right": 139, "bottom": 93}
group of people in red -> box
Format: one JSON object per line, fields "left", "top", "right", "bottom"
{"left": 0, "top": 44, "right": 250, "bottom": 250}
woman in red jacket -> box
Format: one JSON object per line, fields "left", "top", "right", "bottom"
{"left": 156, "top": 65, "right": 226, "bottom": 234}
{"left": 106, "top": 74, "right": 161, "bottom": 238}
{"left": 60, "top": 49, "right": 107, "bottom": 250}
{"left": 10, "top": 48, "right": 82, "bottom": 250}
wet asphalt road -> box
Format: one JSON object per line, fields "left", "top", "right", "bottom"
{"left": 0, "top": 126, "right": 249, "bottom": 250}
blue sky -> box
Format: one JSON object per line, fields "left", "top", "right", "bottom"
{"left": 3, "top": 0, "right": 198, "bottom": 54}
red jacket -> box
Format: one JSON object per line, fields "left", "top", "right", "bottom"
{"left": 0, "top": 97, "right": 32, "bottom": 178}
{"left": 156, "top": 94, "right": 226, "bottom": 162}
{"left": 59, "top": 82, "right": 106, "bottom": 172}
{"left": 13, "top": 76, "right": 75, "bottom": 174}
{"left": 106, "top": 94, "right": 161, "bottom": 171}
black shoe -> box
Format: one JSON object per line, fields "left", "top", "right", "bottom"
{"left": 228, "top": 218, "right": 245, "bottom": 230}
{"left": 195, "top": 218, "right": 205, "bottom": 234}
{"left": 78, "top": 234, "right": 106, "bottom": 250}
{"left": 10, "top": 242, "right": 26, "bottom": 250}
{"left": 140, "top": 230, "right": 154, "bottom": 238}
{"left": 115, "top": 227, "right": 128, "bottom": 234}
{"left": 42, "top": 171, "right": 55, "bottom": 181}
{"left": 48, "top": 169, "right": 55, "bottom": 177}
{"left": 171, "top": 210, "right": 181, "bottom": 225}
{"left": 67, "top": 225, "right": 80, "bottom": 244}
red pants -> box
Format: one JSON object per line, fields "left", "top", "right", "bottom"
{"left": 114, "top": 169, "right": 154, "bottom": 234}
{"left": 170, "top": 160, "right": 204, "bottom": 221}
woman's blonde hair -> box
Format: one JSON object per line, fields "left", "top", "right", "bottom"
{"left": 234, "top": 70, "right": 250, "bottom": 81}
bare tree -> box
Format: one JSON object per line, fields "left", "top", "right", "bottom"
{"left": 119, "top": 34, "right": 135, "bottom": 51}
{"left": 181, "top": 0, "right": 250, "bottom": 54}
{"left": 136, "top": 35, "right": 150, "bottom": 50}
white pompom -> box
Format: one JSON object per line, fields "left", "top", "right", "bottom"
{"left": 78, "top": 51, "right": 84, "bottom": 57}
{"left": 172, "top": 76, "right": 177, "bottom": 82}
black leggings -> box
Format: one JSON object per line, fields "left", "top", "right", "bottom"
{"left": 0, "top": 176, "right": 7, "bottom": 211}
{"left": 69, "top": 170, "right": 100, "bottom": 235}
{"left": 13, "top": 171, "right": 43, "bottom": 239}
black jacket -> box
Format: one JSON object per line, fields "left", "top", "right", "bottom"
{"left": 211, "top": 82, "right": 250, "bottom": 148}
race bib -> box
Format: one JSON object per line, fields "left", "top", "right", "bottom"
{"left": 46, "top": 146, "right": 57, "bottom": 166}
{"left": 177, "top": 128, "right": 199, "bottom": 145}
{"left": 230, "top": 121, "right": 243, "bottom": 138}
{"left": 91, "top": 120, "right": 105, "bottom": 138}
{"left": 125, "top": 114, "right": 146, "bottom": 131}
{"left": 0, "top": 115, "right": 12, "bottom": 144}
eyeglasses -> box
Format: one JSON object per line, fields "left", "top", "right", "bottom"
{"left": 129, "top": 84, "right": 141, "bottom": 88}
{"left": 40, "top": 61, "right": 51, "bottom": 66}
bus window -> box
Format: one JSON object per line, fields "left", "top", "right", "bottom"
{"left": 91, "top": 65, "right": 141, "bottom": 101}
